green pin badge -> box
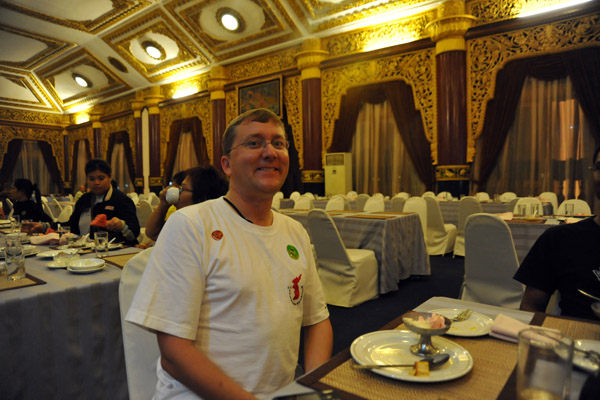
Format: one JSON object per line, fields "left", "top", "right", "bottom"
{"left": 286, "top": 245, "right": 299, "bottom": 260}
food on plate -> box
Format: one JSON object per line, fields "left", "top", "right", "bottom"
{"left": 405, "top": 313, "right": 447, "bottom": 329}
{"left": 90, "top": 214, "right": 108, "bottom": 228}
{"left": 409, "top": 361, "right": 430, "bottom": 376}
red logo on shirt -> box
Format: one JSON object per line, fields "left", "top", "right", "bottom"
{"left": 211, "top": 230, "right": 223, "bottom": 240}
{"left": 288, "top": 274, "right": 304, "bottom": 305}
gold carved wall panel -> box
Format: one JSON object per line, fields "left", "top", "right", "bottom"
{"left": 321, "top": 48, "right": 437, "bottom": 162}
{"left": 227, "top": 48, "right": 299, "bottom": 82}
{"left": 0, "top": 108, "right": 64, "bottom": 125}
{"left": 283, "top": 75, "right": 303, "bottom": 169}
{"left": 467, "top": 13, "right": 600, "bottom": 162}
{"left": 467, "top": 0, "right": 578, "bottom": 26}
{"left": 225, "top": 90, "right": 238, "bottom": 128}
{"left": 101, "top": 94, "right": 135, "bottom": 116}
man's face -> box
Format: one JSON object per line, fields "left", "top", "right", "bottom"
{"left": 87, "top": 170, "right": 111, "bottom": 196}
{"left": 221, "top": 119, "right": 289, "bottom": 200}
{"left": 175, "top": 176, "right": 194, "bottom": 209}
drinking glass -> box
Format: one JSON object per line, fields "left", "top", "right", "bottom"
{"left": 564, "top": 203, "right": 574, "bottom": 217}
{"left": 530, "top": 204, "right": 540, "bottom": 217}
{"left": 94, "top": 231, "right": 109, "bottom": 257}
{"left": 5, "top": 233, "right": 25, "bottom": 281}
{"left": 518, "top": 204, "right": 527, "bottom": 216}
{"left": 517, "top": 328, "right": 574, "bottom": 400}
{"left": 10, "top": 215, "right": 20, "bottom": 233}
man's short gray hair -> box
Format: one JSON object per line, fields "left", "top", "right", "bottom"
{"left": 222, "top": 108, "right": 284, "bottom": 155}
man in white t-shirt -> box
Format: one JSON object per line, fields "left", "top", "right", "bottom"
{"left": 126, "top": 108, "right": 333, "bottom": 399}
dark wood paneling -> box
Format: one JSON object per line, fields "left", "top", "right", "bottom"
{"left": 63, "top": 134, "right": 69, "bottom": 183}
{"left": 148, "top": 113, "right": 160, "bottom": 176}
{"left": 93, "top": 127, "right": 102, "bottom": 158}
{"left": 212, "top": 99, "right": 226, "bottom": 170}
{"left": 302, "top": 78, "right": 322, "bottom": 170}
{"left": 134, "top": 117, "right": 142, "bottom": 177}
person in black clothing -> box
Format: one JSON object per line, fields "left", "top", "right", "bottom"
{"left": 23, "top": 159, "right": 140, "bottom": 245}
{"left": 9, "top": 178, "right": 52, "bottom": 223}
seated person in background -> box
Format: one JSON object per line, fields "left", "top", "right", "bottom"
{"left": 514, "top": 145, "right": 600, "bottom": 320}
{"left": 142, "top": 166, "right": 229, "bottom": 242}
{"left": 127, "top": 108, "right": 332, "bottom": 399}
{"left": 23, "top": 159, "right": 140, "bottom": 245}
{"left": 74, "top": 184, "right": 87, "bottom": 202}
{"left": 9, "top": 178, "right": 53, "bottom": 223}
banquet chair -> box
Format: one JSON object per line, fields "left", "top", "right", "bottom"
{"left": 346, "top": 190, "right": 358, "bottom": 199}
{"left": 325, "top": 194, "right": 349, "bottom": 211}
{"left": 363, "top": 196, "right": 385, "bottom": 212}
{"left": 307, "top": 209, "right": 378, "bottom": 307}
{"left": 461, "top": 213, "right": 524, "bottom": 308}
{"left": 303, "top": 192, "right": 315, "bottom": 199}
{"left": 499, "top": 192, "right": 518, "bottom": 202}
{"left": 274, "top": 191, "right": 284, "bottom": 200}
{"left": 42, "top": 200, "right": 57, "bottom": 223}
{"left": 513, "top": 197, "right": 543, "bottom": 216}
{"left": 423, "top": 196, "right": 457, "bottom": 256}
{"left": 119, "top": 248, "right": 160, "bottom": 400}
{"left": 422, "top": 191, "right": 436, "bottom": 198}
{"left": 539, "top": 192, "right": 558, "bottom": 215}
{"left": 68, "top": 194, "right": 74, "bottom": 202}
{"left": 371, "top": 193, "right": 384, "bottom": 199}
{"left": 290, "top": 191, "right": 301, "bottom": 201}
{"left": 271, "top": 195, "right": 281, "bottom": 210}
{"left": 474, "top": 192, "right": 490, "bottom": 202}
{"left": 453, "top": 196, "right": 482, "bottom": 257}
{"left": 556, "top": 199, "right": 592, "bottom": 215}
{"left": 394, "top": 192, "right": 410, "bottom": 200}
{"left": 138, "top": 193, "right": 146, "bottom": 201}
{"left": 56, "top": 205, "right": 73, "bottom": 223}
{"left": 356, "top": 194, "right": 370, "bottom": 211}
{"left": 437, "top": 191, "right": 453, "bottom": 201}
{"left": 403, "top": 197, "right": 427, "bottom": 239}
{"left": 137, "top": 199, "right": 153, "bottom": 228}
{"left": 293, "top": 196, "right": 313, "bottom": 210}
{"left": 390, "top": 197, "right": 406, "bottom": 212}
{"left": 51, "top": 198, "right": 63, "bottom": 214}
{"left": 148, "top": 192, "right": 160, "bottom": 207}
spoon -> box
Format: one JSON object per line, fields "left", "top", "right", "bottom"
{"left": 352, "top": 353, "right": 450, "bottom": 370}
{"left": 578, "top": 289, "right": 600, "bottom": 302}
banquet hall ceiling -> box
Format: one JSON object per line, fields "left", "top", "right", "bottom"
{"left": 0, "top": 0, "right": 444, "bottom": 115}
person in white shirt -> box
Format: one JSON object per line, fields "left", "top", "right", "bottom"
{"left": 126, "top": 108, "right": 333, "bottom": 399}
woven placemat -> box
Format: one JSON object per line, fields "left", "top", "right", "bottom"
{"left": 318, "top": 325, "right": 517, "bottom": 400}
{"left": 102, "top": 252, "right": 139, "bottom": 269}
{"left": 0, "top": 273, "right": 46, "bottom": 292}
{"left": 542, "top": 316, "right": 600, "bottom": 340}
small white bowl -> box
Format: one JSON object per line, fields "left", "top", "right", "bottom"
{"left": 69, "top": 258, "right": 105, "bottom": 270}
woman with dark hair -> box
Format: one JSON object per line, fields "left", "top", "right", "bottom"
{"left": 24, "top": 159, "right": 140, "bottom": 245}
{"left": 9, "top": 178, "right": 52, "bottom": 223}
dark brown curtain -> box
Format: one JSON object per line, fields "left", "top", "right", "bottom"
{"left": 163, "top": 117, "right": 208, "bottom": 185}
{"left": 37, "top": 140, "right": 65, "bottom": 192}
{"left": 0, "top": 139, "right": 23, "bottom": 189}
{"left": 330, "top": 81, "right": 434, "bottom": 189}
{"left": 106, "top": 131, "right": 136, "bottom": 185}
{"left": 70, "top": 139, "right": 92, "bottom": 186}
{"left": 476, "top": 46, "right": 600, "bottom": 189}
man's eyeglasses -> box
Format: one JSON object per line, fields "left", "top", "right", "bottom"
{"left": 179, "top": 187, "right": 192, "bottom": 195}
{"left": 229, "top": 138, "right": 289, "bottom": 153}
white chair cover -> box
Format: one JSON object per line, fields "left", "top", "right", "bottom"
{"left": 325, "top": 195, "right": 348, "bottom": 211}
{"left": 437, "top": 191, "right": 453, "bottom": 201}
{"left": 51, "top": 198, "right": 63, "bottom": 212}
{"left": 138, "top": 193, "right": 146, "bottom": 201}
{"left": 474, "top": 192, "right": 490, "bottom": 202}
{"left": 390, "top": 197, "right": 405, "bottom": 212}
{"left": 307, "top": 209, "right": 378, "bottom": 307}
{"left": 68, "top": 194, "right": 74, "bottom": 202}
{"left": 293, "top": 196, "right": 313, "bottom": 210}
{"left": 556, "top": 199, "right": 592, "bottom": 215}
{"left": 539, "top": 192, "right": 558, "bottom": 215}
{"left": 423, "top": 196, "right": 457, "bottom": 255}
{"left": 136, "top": 199, "right": 153, "bottom": 228}
{"left": 403, "top": 197, "right": 427, "bottom": 238}
{"left": 274, "top": 191, "right": 284, "bottom": 200}
{"left": 290, "top": 191, "right": 301, "bottom": 201}
{"left": 499, "top": 192, "right": 517, "bottom": 202}
{"left": 56, "top": 205, "right": 73, "bottom": 223}
{"left": 422, "top": 191, "right": 436, "bottom": 198}
{"left": 42, "top": 200, "right": 57, "bottom": 223}
{"left": 363, "top": 196, "right": 385, "bottom": 213}
{"left": 303, "top": 192, "right": 315, "bottom": 199}
{"left": 394, "top": 192, "right": 410, "bottom": 200}
{"left": 6, "top": 198, "right": 14, "bottom": 219}
{"left": 453, "top": 196, "right": 482, "bottom": 257}
{"left": 271, "top": 196, "right": 281, "bottom": 210}
{"left": 513, "top": 197, "right": 543, "bottom": 216}
{"left": 461, "top": 213, "right": 524, "bottom": 308}
{"left": 371, "top": 193, "right": 384, "bottom": 199}
{"left": 148, "top": 192, "right": 160, "bottom": 207}
{"left": 356, "top": 194, "right": 370, "bottom": 211}
{"left": 346, "top": 190, "right": 358, "bottom": 199}
{"left": 119, "top": 248, "right": 160, "bottom": 400}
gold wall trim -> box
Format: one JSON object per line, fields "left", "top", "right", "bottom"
{"left": 0, "top": 108, "right": 64, "bottom": 125}
{"left": 149, "top": 176, "right": 163, "bottom": 186}
{"left": 226, "top": 47, "right": 299, "bottom": 83}
{"left": 321, "top": 48, "right": 437, "bottom": 163}
{"left": 134, "top": 178, "right": 143, "bottom": 187}
{"left": 466, "top": 12, "right": 600, "bottom": 162}
{"left": 283, "top": 75, "right": 303, "bottom": 170}
{"left": 302, "top": 170, "right": 324, "bottom": 183}
{"left": 436, "top": 164, "right": 471, "bottom": 181}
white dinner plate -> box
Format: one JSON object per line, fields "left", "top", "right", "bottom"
{"left": 67, "top": 264, "right": 106, "bottom": 274}
{"left": 1, "top": 244, "right": 39, "bottom": 257}
{"left": 46, "top": 261, "right": 68, "bottom": 269}
{"left": 37, "top": 248, "right": 80, "bottom": 258}
{"left": 69, "top": 258, "right": 105, "bottom": 270}
{"left": 350, "top": 330, "right": 473, "bottom": 382}
{"left": 573, "top": 340, "right": 600, "bottom": 374}
{"left": 429, "top": 308, "right": 493, "bottom": 337}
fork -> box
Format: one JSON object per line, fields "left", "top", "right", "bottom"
{"left": 451, "top": 309, "right": 472, "bottom": 322}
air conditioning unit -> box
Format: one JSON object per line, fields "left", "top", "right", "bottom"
{"left": 325, "top": 152, "right": 352, "bottom": 196}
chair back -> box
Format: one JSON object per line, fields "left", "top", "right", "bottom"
{"left": 119, "top": 248, "right": 160, "bottom": 400}
{"left": 390, "top": 197, "right": 406, "bottom": 212}
{"left": 303, "top": 192, "right": 315, "bottom": 199}
{"left": 556, "top": 199, "right": 592, "bottom": 215}
{"left": 137, "top": 200, "right": 153, "bottom": 227}
{"left": 307, "top": 209, "right": 352, "bottom": 265}
{"left": 462, "top": 213, "right": 523, "bottom": 308}
{"left": 422, "top": 191, "right": 436, "bottom": 198}
{"left": 68, "top": 194, "right": 74, "bottom": 202}
{"left": 499, "top": 192, "right": 517, "bottom": 202}
{"left": 290, "top": 191, "right": 301, "bottom": 201}
{"left": 293, "top": 196, "right": 313, "bottom": 210}
{"left": 346, "top": 190, "right": 358, "bottom": 199}
{"left": 539, "top": 192, "right": 558, "bottom": 214}
{"left": 437, "top": 191, "right": 452, "bottom": 201}
{"left": 56, "top": 205, "right": 73, "bottom": 223}
{"left": 356, "top": 194, "right": 370, "bottom": 211}
{"left": 325, "top": 195, "right": 347, "bottom": 211}
{"left": 394, "top": 192, "right": 410, "bottom": 200}
{"left": 51, "top": 198, "right": 63, "bottom": 212}
{"left": 363, "top": 196, "right": 385, "bottom": 212}
{"left": 513, "top": 197, "right": 543, "bottom": 216}
{"left": 423, "top": 196, "right": 446, "bottom": 231}
{"left": 274, "top": 191, "right": 284, "bottom": 200}
{"left": 403, "top": 197, "right": 427, "bottom": 234}
{"left": 474, "top": 192, "right": 490, "bottom": 202}
{"left": 148, "top": 192, "right": 160, "bottom": 207}
{"left": 5, "top": 198, "right": 14, "bottom": 219}
{"left": 271, "top": 195, "right": 281, "bottom": 210}
{"left": 42, "top": 201, "right": 57, "bottom": 222}
{"left": 457, "top": 196, "right": 482, "bottom": 235}
{"left": 40, "top": 196, "right": 48, "bottom": 204}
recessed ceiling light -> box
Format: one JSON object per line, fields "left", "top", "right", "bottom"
{"left": 142, "top": 40, "right": 165, "bottom": 60}
{"left": 216, "top": 8, "right": 245, "bottom": 33}
{"left": 72, "top": 73, "right": 91, "bottom": 88}
{"left": 221, "top": 14, "right": 238, "bottom": 31}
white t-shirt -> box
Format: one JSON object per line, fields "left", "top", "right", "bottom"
{"left": 126, "top": 197, "right": 329, "bottom": 399}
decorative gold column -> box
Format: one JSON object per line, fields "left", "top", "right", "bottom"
{"left": 425, "top": 0, "right": 475, "bottom": 194}
{"left": 130, "top": 91, "right": 145, "bottom": 189}
{"left": 90, "top": 106, "right": 103, "bottom": 159}
{"left": 295, "top": 38, "right": 328, "bottom": 195}
{"left": 208, "top": 66, "right": 227, "bottom": 168}
{"left": 144, "top": 86, "right": 163, "bottom": 188}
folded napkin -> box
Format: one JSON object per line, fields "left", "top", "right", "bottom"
{"left": 496, "top": 212, "right": 514, "bottom": 221}
{"left": 29, "top": 232, "right": 60, "bottom": 245}
{"left": 490, "top": 314, "right": 559, "bottom": 343}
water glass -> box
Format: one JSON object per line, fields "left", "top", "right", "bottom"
{"left": 10, "top": 215, "right": 21, "bottom": 233}
{"left": 517, "top": 328, "right": 574, "bottom": 400}
{"left": 564, "top": 203, "right": 574, "bottom": 217}
{"left": 94, "top": 231, "right": 109, "bottom": 257}
{"left": 518, "top": 204, "right": 527, "bottom": 216}
{"left": 5, "top": 233, "right": 26, "bottom": 281}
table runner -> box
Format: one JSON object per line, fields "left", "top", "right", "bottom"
{"left": 0, "top": 273, "right": 45, "bottom": 292}
{"left": 102, "top": 252, "right": 140, "bottom": 269}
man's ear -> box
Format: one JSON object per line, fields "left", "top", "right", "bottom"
{"left": 221, "top": 155, "right": 231, "bottom": 176}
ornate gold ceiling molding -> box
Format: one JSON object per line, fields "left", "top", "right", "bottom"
{"left": 283, "top": 75, "right": 303, "bottom": 169}
{"left": 466, "top": 13, "right": 600, "bottom": 162}
{"left": 0, "top": 25, "right": 74, "bottom": 69}
{"left": 321, "top": 48, "right": 437, "bottom": 162}
{"left": 0, "top": 71, "right": 60, "bottom": 112}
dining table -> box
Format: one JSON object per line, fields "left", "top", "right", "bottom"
{"left": 281, "top": 210, "right": 430, "bottom": 294}
{"left": 279, "top": 296, "right": 600, "bottom": 400}
{"left": 0, "top": 237, "right": 141, "bottom": 400}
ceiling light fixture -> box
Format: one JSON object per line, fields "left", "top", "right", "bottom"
{"left": 72, "top": 73, "right": 92, "bottom": 88}
{"left": 142, "top": 40, "right": 166, "bottom": 60}
{"left": 216, "top": 8, "right": 245, "bottom": 33}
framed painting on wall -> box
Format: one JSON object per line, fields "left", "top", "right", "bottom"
{"left": 238, "top": 77, "right": 282, "bottom": 116}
